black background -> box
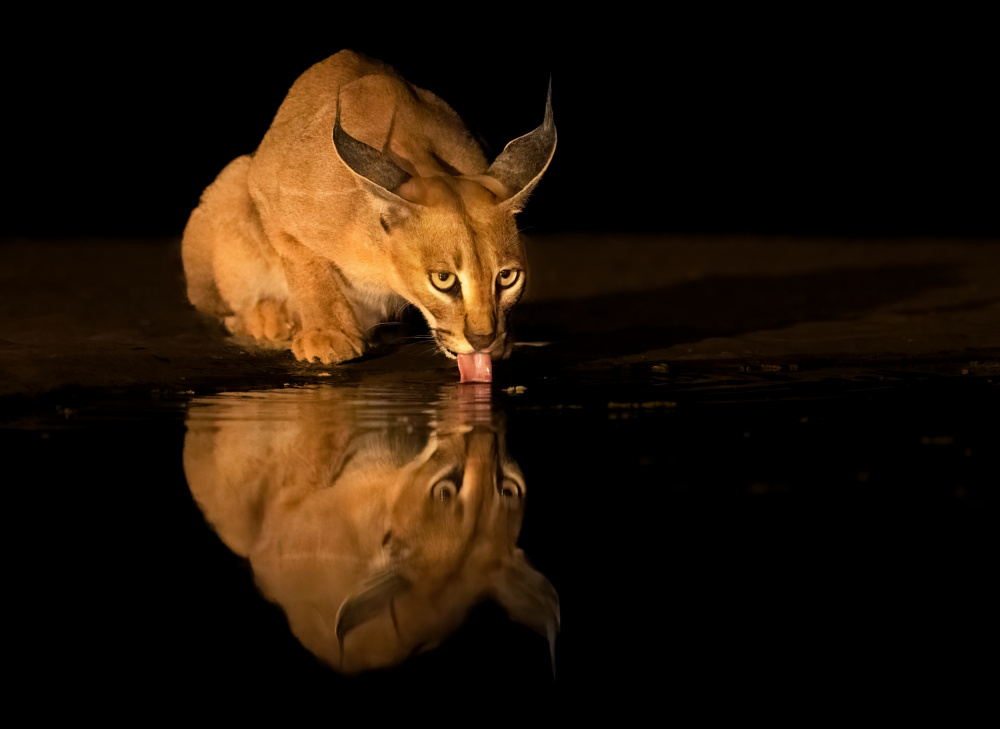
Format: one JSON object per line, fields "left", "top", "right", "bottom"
{"left": 3, "top": 9, "right": 996, "bottom": 239}
{"left": 4, "top": 11, "right": 995, "bottom": 712}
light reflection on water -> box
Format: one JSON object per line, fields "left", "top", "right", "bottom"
{"left": 183, "top": 383, "right": 558, "bottom": 675}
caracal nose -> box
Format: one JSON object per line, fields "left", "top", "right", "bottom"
{"left": 463, "top": 428, "right": 498, "bottom": 499}
{"left": 464, "top": 328, "right": 495, "bottom": 351}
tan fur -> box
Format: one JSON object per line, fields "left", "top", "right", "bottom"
{"left": 182, "top": 51, "right": 555, "bottom": 363}
{"left": 184, "top": 386, "right": 559, "bottom": 673}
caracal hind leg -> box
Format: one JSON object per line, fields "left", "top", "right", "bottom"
{"left": 224, "top": 298, "right": 294, "bottom": 342}
{"left": 182, "top": 169, "right": 236, "bottom": 320}
{"left": 182, "top": 155, "right": 294, "bottom": 343}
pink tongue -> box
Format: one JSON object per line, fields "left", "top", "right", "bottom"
{"left": 457, "top": 352, "right": 492, "bottom": 383}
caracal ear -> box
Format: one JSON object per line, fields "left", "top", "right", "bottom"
{"left": 484, "top": 77, "right": 557, "bottom": 213}
{"left": 332, "top": 94, "right": 421, "bottom": 227}
{"left": 493, "top": 550, "right": 561, "bottom": 677}
{"left": 334, "top": 571, "right": 410, "bottom": 666}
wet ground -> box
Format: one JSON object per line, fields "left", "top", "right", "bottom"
{"left": 2, "top": 235, "right": 997, "bottom": 715}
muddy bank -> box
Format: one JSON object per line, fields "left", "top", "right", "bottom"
{"left": 1, "top": 234, "right": 997, "bottom": 400}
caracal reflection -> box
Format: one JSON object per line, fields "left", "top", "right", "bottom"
{"left": 183, "top": 384, "right": 558, "bottom": 674}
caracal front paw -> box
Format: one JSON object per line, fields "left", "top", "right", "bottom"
{"left": 225, "top": 298, "right": 295, "bottom": 342}
{"left": 292, "top": 328, "right": 365, "bottom": 364}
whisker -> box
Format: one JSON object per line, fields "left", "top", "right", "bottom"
{"left": 363, "top": 301, "right": 416, "bottom": 335}
{"left": 388, "top": 335, "right": 434, "bottom": 345}
{"left": 416, "top": 342, "right": 443, "bottom": 357}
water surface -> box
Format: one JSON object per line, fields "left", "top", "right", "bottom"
{"left": 6, "top": 366, "right": 994, "bottom": 710}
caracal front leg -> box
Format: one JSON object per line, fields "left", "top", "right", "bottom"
{"left": 281, "top": 249, "right": 366, "bottom": 364}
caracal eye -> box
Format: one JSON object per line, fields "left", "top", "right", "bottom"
{"left": 497, "top": 268, "right": 520, "bottom": 289}
{"left": 430, "top": 271, "right": 457, "bottom": 292}
{"left": 499, "top": 478, "right": 523, "bottom": 500}
{"left": 431, "top": 479, "right": 458, "bottom": 502}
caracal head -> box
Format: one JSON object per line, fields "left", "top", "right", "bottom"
{"left": 333, "top": 78, "right": 556, "bottom": 358}
{"left": 334, "top": 423, "right": 559, "bottom": 673}
{"left": 381, "top": 175, "right": 526, "bottom": 357}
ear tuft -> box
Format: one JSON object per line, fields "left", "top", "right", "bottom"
{"left": 486, "top": 77, "right": 557, "bottom": 212}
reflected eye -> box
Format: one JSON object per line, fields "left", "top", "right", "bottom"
{"left": 499, "top": 478, "right": 523, "bottom": 500}
{"left": 497, "top": 269, "right": 520, "bottom": 289}
{"left": 431, "top": 479, "right": 459, "bottom": 502}
{"left": 430, "top": 271, "right": 457, "bottom": 292}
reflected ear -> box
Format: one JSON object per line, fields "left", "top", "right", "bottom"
{"left": 335, "top": 571, "right": 410, "bottom": 663}
{"left": 493, "top": 551, "right": 561, "bottom": 677}
{"left": 486, "top": 78, "right": 557, "bottom": 213}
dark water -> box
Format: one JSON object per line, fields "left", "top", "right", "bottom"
{"left": 6, "top": 365, "right": 994, "bottom": 713}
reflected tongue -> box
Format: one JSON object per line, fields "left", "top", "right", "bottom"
{"left": 457, "top": 352, "right": 492, "bottom": 383}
